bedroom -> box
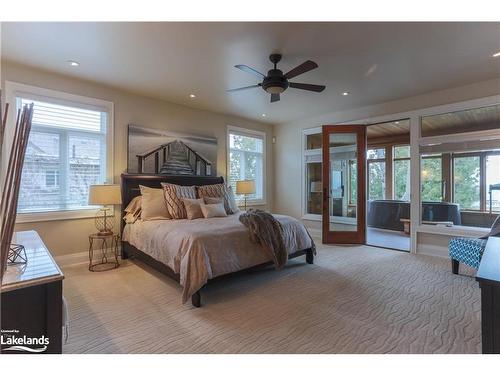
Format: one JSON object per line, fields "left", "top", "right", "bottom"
{"left": 1, "top": 2, "right": 500, "bottom": 373}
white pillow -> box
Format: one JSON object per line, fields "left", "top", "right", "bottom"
{"left": 200, "top": 202, "right": 228, "bottom": 218}
{"left": 140, "top": 185, "right": 171, "bottom": 221}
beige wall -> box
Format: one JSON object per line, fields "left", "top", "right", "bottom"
{"left": 1, "top": 60, "right": 274, "bottom": 257}
{"left": 273, "top": 77, "right": 500, "bottom": 224}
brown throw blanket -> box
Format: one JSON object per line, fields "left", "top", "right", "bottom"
{"left": 239, "top": 209, "right": 288, "bottom": 269}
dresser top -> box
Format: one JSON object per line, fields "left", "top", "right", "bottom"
{"left": 1, "top": 230, "right": 64, "bottom": 293}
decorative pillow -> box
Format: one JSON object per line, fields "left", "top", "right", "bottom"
{"left": 226, "top": 185, "right": 240, "bottom": 214}
{"left": 197, "top": 183, "right": 238, "bottom": 214}
{"left": 124, "top": 212, "right": 140, "bottom": 224}
{"left": 139, "top": 185, "right": 170, "bottom": 221}
{"left": 182, "top": 198, "right": 205, "bottom": 220}
{"left": 125, "top": 196, "right": 141, "bottom": 213}
{"left": 204, "top": 197, "right": 223, "bottom": 205}
{"left": 200, "top": 202, "right": 228, "bottom": 218}
{"left": 161, "top": 183, "right": 196, "bottom": 219}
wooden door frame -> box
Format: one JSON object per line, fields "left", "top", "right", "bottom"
{"left": 322, "top": 125, "right": 366, "bottom": 244}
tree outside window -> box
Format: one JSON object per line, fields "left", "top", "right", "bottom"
{"left": 421, "top": 156, "right": 443, "bottom": 202}
{"left": 453, "top": 156, "right": 480, "bottom": 210}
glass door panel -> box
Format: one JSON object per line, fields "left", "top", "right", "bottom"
{"left": 322, "top": 125, "right": 366, "bottom": 244}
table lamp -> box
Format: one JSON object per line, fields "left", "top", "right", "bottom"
{"left": 88, "top": 184, "right": 122, "bottom": 236}
{"left": 236, "top": 180, "right": 256, "bottom": 211}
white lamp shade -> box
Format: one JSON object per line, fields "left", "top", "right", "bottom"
{"left": 236, "top": 180, "right": 256, "bottom": 195}
{"left": 88, "top": 184, "right": 122, "bottom": 205}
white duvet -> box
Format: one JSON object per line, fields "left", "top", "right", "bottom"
{"left": 122, "top": 212, "right": 312, "bottom": 303}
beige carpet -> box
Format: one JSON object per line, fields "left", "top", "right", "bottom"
{"left": 62, "top": 242, "right": 481, "bottom": 354}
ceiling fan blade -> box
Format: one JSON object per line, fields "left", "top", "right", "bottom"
{"left": 284, "top": 60, "right": 318, "bottom": 79}
{"left": 289, "top": 82, "right": 326, "bottom": 92}
{"left": 235, "top": 64, "right": 266, "bottom": 78}
{"left": 226, "top": 84, "right": 261, "bottom": 93}
{"left": 270, "top": 93, "right": 280, "bottom": 103}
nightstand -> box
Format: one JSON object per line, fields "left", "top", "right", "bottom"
{"left": 88, "top": 233, "right": 120, "bottom": 272}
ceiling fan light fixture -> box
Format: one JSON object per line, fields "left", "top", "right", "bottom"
{"left": 265, "top": 85, "right": 285, "bottom": 94}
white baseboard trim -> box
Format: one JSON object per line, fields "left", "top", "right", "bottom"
{"left": 55, "top": 251, "right": 89, "bottom": 267}
{"left": 55, "top": 243, "right": 123, "bottom": 267}
{"left": 416, "top": 244, "right": 449, "bottom": 258}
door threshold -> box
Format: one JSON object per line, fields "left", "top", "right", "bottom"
{"left": 365, "top": 243, "right": 410, "bottom": 253}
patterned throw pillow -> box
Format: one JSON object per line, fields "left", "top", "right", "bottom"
{"left": 204, "top": 197, "right": 223, "bottom": 205}
{"left": 161, "top": 183, "right": 196, "bottom": 219}
{"left": 197, "top": 183, "right": 239, "bottom": 215}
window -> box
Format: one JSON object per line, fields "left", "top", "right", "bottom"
{"left": 367, "top": 148, "right": 385, "bottom": 200}
{"left": 393, "top": 145, "right": 410, "bottom": 201}
{"left": 486, "top": 154, "right": 500, "bottom": 212}
{"left": 368, "top": 162, "right": 385, "bottom": 200}
{"left": 45, "top": 170, "right": 60, "bottom": 188}
{"left": 227, "top": 127, "right": 265, "bottom": 204}
{"left": 453, "top": 155, "right": 480, "bottom": 210}
{"left": 6, "top": 82, "right": 113, "bottom": 219}
{"left": 421, "top": 155, "right": 443, "bottom": 202}
{"left": 306, "top": 162, "right": 322, "bottom": 215}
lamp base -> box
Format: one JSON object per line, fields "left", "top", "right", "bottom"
{"left": 95, "top": 207, "right": 114, "bottom": 235}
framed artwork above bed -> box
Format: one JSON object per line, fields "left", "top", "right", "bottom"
{"left": 127, "top": 124, "right": 217, "bottom": 176}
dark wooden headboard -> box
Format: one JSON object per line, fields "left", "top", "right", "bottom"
{"left": 120, "top": 173, "right": 224, "bottom": 233}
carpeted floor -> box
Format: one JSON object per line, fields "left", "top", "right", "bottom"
{"left": 62, "top": 242, "right": 481, "bottom": 354}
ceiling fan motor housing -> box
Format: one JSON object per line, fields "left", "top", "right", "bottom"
{"left": 262, "top": 69, "right": 289, "bottom": 94}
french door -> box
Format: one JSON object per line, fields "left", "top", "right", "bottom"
{"left": 322, "top": 125, "right": 366, "bottom": 244}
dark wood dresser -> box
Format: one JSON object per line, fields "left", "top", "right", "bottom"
{"left": 1, "top": 231, "right": 64, "bottom": 354}
{"left": 476, "top": 236, "right": 500, "bottom": 354}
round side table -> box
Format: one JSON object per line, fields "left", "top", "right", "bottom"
{"left": 88, "top": 233, "right": 120, "bottom": 272}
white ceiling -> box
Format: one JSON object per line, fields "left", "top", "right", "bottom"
{"left": 2, "top": 22, "right": 500, "bottom": 124}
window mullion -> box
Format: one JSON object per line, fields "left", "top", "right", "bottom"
{"left": 59, "top": 130, "right": 69, "bottom": 210}
{"left": 480, "top": 153, "right": 486, "bottom": 212}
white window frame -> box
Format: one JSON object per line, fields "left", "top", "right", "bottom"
{"left": 3, "top": 81, "right": 114, "bottom": 223}
{"left": 226, "top": 125, "right": 267, "bottom": 206}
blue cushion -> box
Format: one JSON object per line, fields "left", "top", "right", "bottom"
{"left": 449, "top": 237, "right": 487, "bottom": 269}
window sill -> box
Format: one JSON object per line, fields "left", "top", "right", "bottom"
{"left": 16, "top": 207, "right": 115, "bottom": 224}
{"left": 416, "top": 223, "right": 489, "bottom": 237}
{"left": 237, "top": 200, "right": 267, "bottom": 208}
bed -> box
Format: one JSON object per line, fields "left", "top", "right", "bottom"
{"left": 120, "top": 173, "right": 315, "bottom": 307}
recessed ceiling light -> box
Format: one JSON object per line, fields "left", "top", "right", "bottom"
{"left": 261, "top": 113, "right": 266, "bottom": 117}
{"left": 342, "top": 92, "right": 349, "bottom": 96}
{"left": 67, "top": 60, "right": 79, "bottom": 67}
{"left": 395, "top": 121, "right": 400, "bottom": 124}
{"left": 189, "top": 94, "right": 196, "bottom": 98}
{"left": 493, "top": 52, "right": 500, "bottom": 58}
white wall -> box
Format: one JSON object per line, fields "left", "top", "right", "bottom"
{"left": 1, "top": 60, "right": 275, "bottom": 257}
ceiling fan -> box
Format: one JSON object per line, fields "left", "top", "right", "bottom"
{"left": 227, "top": 54, "right": 326, "bottom": 103}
